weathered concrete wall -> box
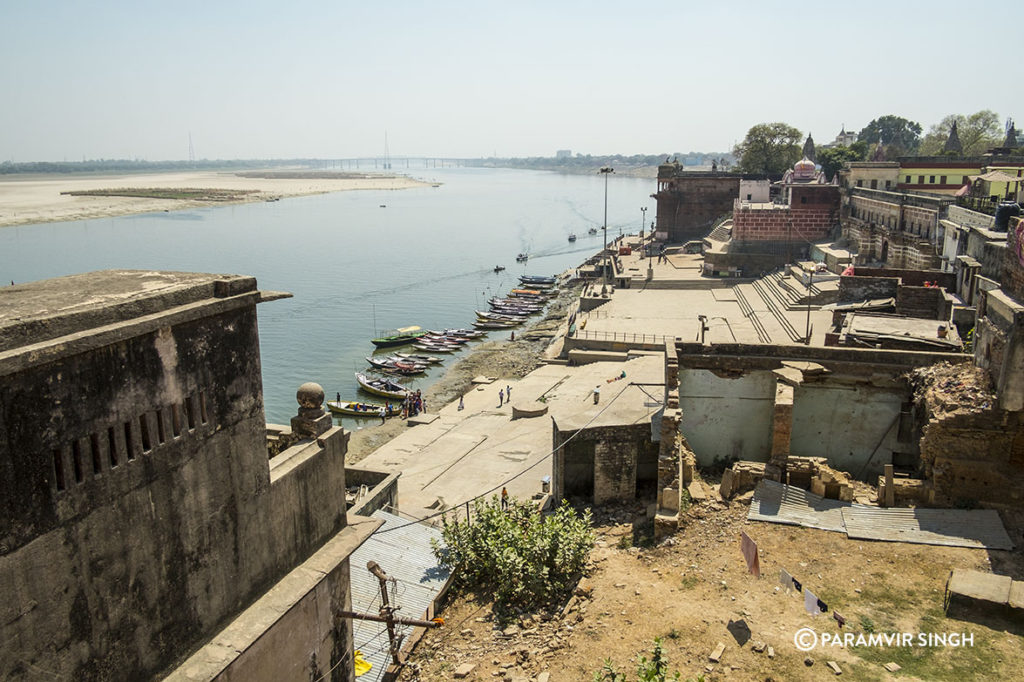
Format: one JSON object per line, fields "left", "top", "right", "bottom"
{"left": 678, "top": 369, "right": 776, "bottom": 466}
{"left": 838, "top": 275, "right": 899, "bottom": 302}
{"left": 947, "top": 205, "right": 996, "bottom": 231}
{"left": 1003, "top": 217, "right": 1024, "bottom": 301}
{"left": 653, "top": 173, "right": 742, "bottom": 243}
{"left": 0, "top": 275, "right": 353, "bottom": 682}
{"left": 790, "top": 383, "right": 907, "bottom": 479}
{"left": 895, "top": 286, "right": 952, "bottom": 320}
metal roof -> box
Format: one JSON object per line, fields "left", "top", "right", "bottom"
{"left": 748, "top": 480, "right": 855, "bottom": 533}
{"left": 842, "top": 507, "right": 1013, "bottom": 550}
{"left": 349, "top": 510, "right": 451, "bottom": 682}
{"left": 749, "top": 480, "right": 1014, "bottom": 550}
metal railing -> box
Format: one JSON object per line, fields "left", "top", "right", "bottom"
{"left": 572, "top": 329, "right": 672, "bottom": 344}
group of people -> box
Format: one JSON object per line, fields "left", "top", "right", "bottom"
{"left": 402, "top": 390, "right": 424, "bottom": 418}
{"left": 498, "top": 384, "right": 512, "bottom": 406}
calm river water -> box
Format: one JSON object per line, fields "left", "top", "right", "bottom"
{"left": 1, "top": 167, "right": 655, "bottom": 422}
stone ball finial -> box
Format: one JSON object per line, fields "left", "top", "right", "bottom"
{"left": 296, "top": 382, "right": 325, "bottom": 409}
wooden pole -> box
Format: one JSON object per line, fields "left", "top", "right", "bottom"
{"left": 367, "top": 560, "right": 401, "bottom": 666}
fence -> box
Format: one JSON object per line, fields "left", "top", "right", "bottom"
{"left": 571, "top": 329, "right": 673, "bottom": 344}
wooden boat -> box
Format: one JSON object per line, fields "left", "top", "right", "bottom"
{"left": 519, "top": 275, "right": 556, "bottom": 284}
{"left": 355, "top": 372, "right": 410, "bottom": 399}
{"left": 473, "top": 320, "right": 518, "bottom": 330}
{"left": 365, "top": 357, "right": 426, "bottom": 375}
{"left": 327, "top": 400, "right": 402, "bottom": 417}
{"left": 476, "top": 311, "right": 526, "bottom": 323}
{"left": 413, "top": 342, "right": 456, "bottom": 352}
{"left": 516, "top": 253, "right": 529, "bottom": 262}
{"left": 370, "top": 325, "right": 427, "bottom": 348}
{"left": 588, "top": 227, "right": 598, "bottom": 235}
{"left": 394, "top": 352, "right": 443, "bottom": 364}
{"left": 568, "top": 233, "right": 577, "bottom": 242}
{"left": 494, "top": 265, "right": 505, "bottom": 272}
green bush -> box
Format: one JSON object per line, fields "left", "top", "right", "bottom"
{"left": 432, "top": 496, "right": 593, "bottom": 616}
{"left": 593, "top": 638, "right": 702, "bottom": 682}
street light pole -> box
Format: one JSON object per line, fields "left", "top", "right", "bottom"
{"left": 600, "top": 167, "right": 614, "bottom": 288}
{"left": 640, "top": 206, "right": 647, "bottom": 244}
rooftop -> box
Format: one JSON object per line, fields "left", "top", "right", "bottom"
{"left": 0, "top": 270, "right": 273, "bottom": 353}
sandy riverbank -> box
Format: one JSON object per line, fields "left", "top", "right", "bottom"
{"left": 344, "top": 280, "right": 583, "bottom": 462}
{"left": 0, "top": 170, "right": 430, "bottom": 228}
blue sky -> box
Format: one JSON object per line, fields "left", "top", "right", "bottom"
{"left": 2, "top": 1, "right": 1020, "bottom": 161}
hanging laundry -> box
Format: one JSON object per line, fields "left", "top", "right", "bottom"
{"left": 740, "top": 532, "right": 760, "bottom": 578}
{"left": 833, "top": 611, "right": 846, "bottom": 629}
{"left": 817, "top": 597, "right": 829, "bottom": 613}
{"left": 354, "top": 650, "right": 372, "bottom": 677}
{"left": 804, "top": 588, "right": 821, "bottom": 616}
{"left": 779, "top": 568, "right": 795, "bottom": 593}
{"left": 792, "top": 578, "right": 803, "bottom": 593}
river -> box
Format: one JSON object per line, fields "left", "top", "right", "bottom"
{"left": 0, "top": 167, "right": 656, "bottom": 422}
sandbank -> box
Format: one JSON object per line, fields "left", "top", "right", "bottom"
{"left": 0, "top": 170, "right": 429, "bottom": 228}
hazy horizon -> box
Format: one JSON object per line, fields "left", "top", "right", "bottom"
{"left": 3, "top": 1, "right": 1021, "bottom": 163}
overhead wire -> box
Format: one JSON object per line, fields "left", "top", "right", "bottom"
{"left": 374, "top": 379, "right": 639, "bottom": 535}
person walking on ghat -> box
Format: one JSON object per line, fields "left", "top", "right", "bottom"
{"left": 498, "top": 388, "right": 504, "bottom": 406}
{"left": 458, "top": 395, "right": 464, "bottom": 411}
{"left": 501, "top": 487, "right": 509, "bottom": 511}
{"left": 378, "top": 405, "right": 386, "bottom": 425}
{"left": 593, "top": 385, "right": 601, "bottom": 405}
{"left": 506, "top": 385, "right": 512, "bottom": 401}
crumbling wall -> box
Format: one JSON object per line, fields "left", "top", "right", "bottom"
{"left": 910, "top": 362, "right": 1024, "bottom": 507}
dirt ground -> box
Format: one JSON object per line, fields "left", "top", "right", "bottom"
{"left": 397, "top": 494, "right": 1024, "bottom": 682}
{"left": 346, "top": 281, "right": 1024, "bottom": 681}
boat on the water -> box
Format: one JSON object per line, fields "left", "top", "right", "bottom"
{"left": 365, "top": 356, "right": 426, "bottom": 375}
{"left": 473, "top": 320, "right": 518, "bottom": 330}
{"left": 327, "top": 400, "right": 402, "bottom": 417}
{"left": 519, "top": 274, "right": 556, "bottom": 284}
{"left": 568, "top": 233, "right": 577, "bottom": 242}
{"left": 494, "top": 265, "right": 505, "bottom": 272}
{"left": 370, "top": 325, "right": 427, "bottom": 348}
{"left": 588, "top": 227, "right": 598, "bottom": 235}
{"left": 355, "top": 372, "right": 410, "bottom": 399}
{"left": 394, "top": 352, "right": 443, "bottom": 364}
{"left": 516, "top": 253, "right": 529, "bottom": 262}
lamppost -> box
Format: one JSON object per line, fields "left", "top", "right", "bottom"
{"left": 640, "top": 206, "right": 647, "bottom": 244}
{"left": 600, "top": 167, "right": 614, "bottom": 288}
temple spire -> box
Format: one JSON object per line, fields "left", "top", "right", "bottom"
{"left": 802, "top": 133, "right": 816, "bottom": 163}
{"left": 944, "top": 121, "right": 963, "bottom": 155}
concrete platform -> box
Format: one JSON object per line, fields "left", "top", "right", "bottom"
{"left": 355, "top": 355, "right": 665, "bottom": 520}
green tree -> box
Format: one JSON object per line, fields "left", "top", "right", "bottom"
{"left": 817, "top": 145, "right": 867, "bottom": 179}
{"left": 432, "top": 496, "right": 593, "bottom": 618}
{"left": 857, "top": 115, "right": 923, "bottom": 155}
{"left": 919, "top": 110, "right": 1003, "bottom": 156}
{"left": 732, "top": 122, "right": 802, "bottom": 175}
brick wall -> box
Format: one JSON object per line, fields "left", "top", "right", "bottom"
{"left": 895, "top": 286, "right": 950, "bottom": 320}
{"left": 733, "top": 206, "right": 834, "bottom": 242}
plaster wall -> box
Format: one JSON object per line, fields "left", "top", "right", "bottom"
{"left": 678, "top": 369, "right": 775, "bottom": 466}
{"left": 790, "top": 384, "right": 906, "bottom": 479}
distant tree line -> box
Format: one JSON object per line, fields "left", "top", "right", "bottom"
{"left": 732, "top": 109, "right": 1016, "bottom": 178}
{"left": 0, "top": 158, "right": 345, "bottom": 175}
{"left": 473, "top": 152, "right": 735, "bottom": 173}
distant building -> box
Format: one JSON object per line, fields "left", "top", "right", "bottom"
{"left": 832, "top": 126, "right": 858, "bottom": 148}
{"left": 0, "top": 271, "right": 377, "bottom": 681}
{"left": 555, "top": 149, "right": 572, "bottom": 159}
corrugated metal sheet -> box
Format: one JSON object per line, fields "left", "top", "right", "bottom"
{"left": 350, "top": 510, "right": 451, "bottom": 682}
{"left": 748, "top": 480, "right": 1014, "bottom": 550}
{"left": 747, "top": 480, "right": 856, "bottom": 533}
{"left": 842, "top": 507, "right": 1013, "bottom": 550}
